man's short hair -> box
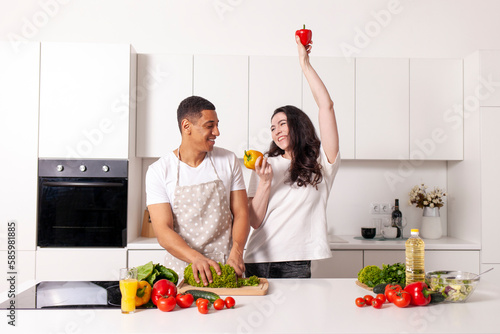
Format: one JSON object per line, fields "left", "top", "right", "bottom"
{"left": 177, "top": 96, "right": 216, "bottom": 131}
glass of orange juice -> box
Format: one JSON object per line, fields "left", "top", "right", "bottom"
{"left": 119, "top": 267, "right": 138, "bottom": 314}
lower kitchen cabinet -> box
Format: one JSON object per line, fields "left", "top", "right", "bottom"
{"left": 363, "top": 250, "right": 480, "bottom": 274}
{"left": 311, "top": 250, "right": 363, "bottom": 278}
{"left": 128, "top": 250, "right": 167, "bottom": 268}
{"left": 0, "top": 251, "right": 36, "bottom": 293}
{"left": 36, "top": 249, "right": 127, "bottom": 281}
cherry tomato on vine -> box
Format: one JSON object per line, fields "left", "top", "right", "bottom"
{"left": 375, "top": 293, "right": 386, "bottom": 303}
{"left": 197, "top": 302, "right": 209, "bottom": 314}
{"left": 372, "top": 298, "right": 383, "bottom": 309}
{"left": 225, "top": 296, "right": 236, "bottom": 309}
{"left": 364, "top": 295, "right": 374, "bottom": 306}
{"left": 355, "top": 297, "right": 366, "bottom": 307}
{"left": 157, "top": 295, "right": 176, "bottom": 312}
{"left": 393, "top": 291, "right": 411, "bottom": 308}
{"left": 213, "top": 298, "right": 225, "bottom": 310}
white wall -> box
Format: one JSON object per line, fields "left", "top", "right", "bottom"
{"left": 3, "top": 0, "right": 498, "bottom": 239}
{"left": 2, "top": 0, "right": 500, "bottom": 57}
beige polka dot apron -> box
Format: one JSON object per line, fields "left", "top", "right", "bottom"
{"left": 164, "top": 151, "right": 232, "bottom": 279}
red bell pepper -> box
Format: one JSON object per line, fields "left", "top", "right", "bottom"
{"left": 295, "top": 24, "right": 312, "bottom": 45}
{"left": 151, "top": 279, "right": 177, "bottom": 306}
{"left": 403, "top": 281, "right": 433, "bottom": 306}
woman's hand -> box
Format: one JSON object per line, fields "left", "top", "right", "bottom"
{"left": 190, "top": 256, "right": 221, "bottom": 286}
{"left": 296, "top": 35, "right": 312, "bottom": 66}
{"left": 254, "top": 156, "right": 273, "bottom": 184}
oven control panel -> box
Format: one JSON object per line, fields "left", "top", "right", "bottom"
{"left": 39, "top": 159, "right": 128, "bottom": 178}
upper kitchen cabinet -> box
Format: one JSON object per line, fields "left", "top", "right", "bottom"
{"left": 410, "top": 59, "right": 463, "bottom": 160}
{"left": 302, "top": 58, "right": 355, "bottom": 159}
{"left": 479, "top": 50, "right": 500, "bottom": 106}
{"left": 0, "top": 42, "right": 39, "bottom": 251}
{"left": 38, "top": 43, "right": 136, "bottom": 159}
{"left": 194, "top": 55, "right": 248, "bottom": 154}
{"left": 136, "top": 54, "right": 193, "bottom": 157}
{"left": 480, "top": 107, "right": 500, "bottom": 263}
{"left": 248, "top": 56, "right": 302, "bottom": 153}
{"left": 355, "top": 58, "right": 409, "bottom": 159}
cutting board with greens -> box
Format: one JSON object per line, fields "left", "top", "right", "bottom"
{"left": 178, "top": 263, "right": 269, "bottom": 296}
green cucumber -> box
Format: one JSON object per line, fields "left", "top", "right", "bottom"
{"left": 372, "top": 283, "right": 389, "bottom": 294}
{"left": 429, "top": 291, "right": 446, "bottom": 304}
{"left": 184, "top": 289, "right": 221, "bottom": 303}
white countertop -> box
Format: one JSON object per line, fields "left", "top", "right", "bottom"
{"left": 4, "top": 278, "right": 498, "bottom": 333}
{"left": 128, "top": 235, "right": 481, "bottom": 251}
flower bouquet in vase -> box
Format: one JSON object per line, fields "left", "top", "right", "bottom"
{"left": 408, "top": 184, "right": 447, "bottom": 239}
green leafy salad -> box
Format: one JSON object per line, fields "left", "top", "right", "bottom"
{"left": 357, "top": 263, "right": 406, "bottom": 287}
{"left": 184, "top": 263, "right": 260, "bottom": 288}
{"left": 136, "top": 261, "right": 179, "bottom": 286}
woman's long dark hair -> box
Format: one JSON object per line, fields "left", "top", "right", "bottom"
{"left": 267, "top": 105, "right": 323, "bottom": 188}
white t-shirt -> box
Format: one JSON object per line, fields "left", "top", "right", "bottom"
{"left": 244, "top": 148, "right": 341, "bottom": 263}
{"left": 146, "top": 147, "right": 246, "bottom": 206}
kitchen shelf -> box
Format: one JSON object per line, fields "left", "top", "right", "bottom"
{"left": 128, "top": 235, "right": 481, "bottom": 251}
{"left": 127, "top": 237, "right": 164, "bottom": 250}
{"left": 330, "top": 235, "right": 481, "bottom": 250}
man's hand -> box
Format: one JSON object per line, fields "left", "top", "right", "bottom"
{"left": 227, "top": 249, "right": 245, "bottom": 278}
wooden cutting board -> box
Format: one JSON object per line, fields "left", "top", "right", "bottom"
{"left": 177, "top": 278, "right": 269, "bottom": 296}
{"left": 355, "top": 280, "right": 374, "bottom": 291}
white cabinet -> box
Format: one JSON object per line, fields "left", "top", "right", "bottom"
{"left": 128, "top": 250, "right": 167, "bottom": 268}
{"left": 39, "top": 42, "right": 135, "bottom": 159}
{"left": 302, "top": 57, "right": 355, "bottom": 159}
{"left": 0, "top": 251, "right": 36, "bottom": 294}
{"left": 136, "top": 54, "right": 193, "bottom": 157}
{"left": 36, "top": 249, "right": 127, "bottom": 281}
{"left": 194, "top": 55, "right": 248, "bottom": 155}
{"left": 311, "top": 250, "right": 362, "bottom": 278}
{"left": 364, "top": 250, "right": 480, "bottom": 273}
{"left": 479, "top": 50, "right": 500, "bottom": 106}
{"left": 355, "top": 58, "right": 409, "bottom": 159}
{"left": 410, "top": 59, "right": 463, "bottom": 160}
{"left": 0, "top": 42, "right": 39, "bottom": 251}
{"left": 480, "top": 107, "right": 500, "bottom": 263}
{"left": 248, "top": 56, "right": 302, "bottom": 153}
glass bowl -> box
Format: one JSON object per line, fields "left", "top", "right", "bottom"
{"left": 425, "top": 271, "right": 480, "bottom": 303}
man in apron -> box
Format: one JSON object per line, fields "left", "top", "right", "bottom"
{"left": 146, "top": 96, "right": 249, "bottom": 286}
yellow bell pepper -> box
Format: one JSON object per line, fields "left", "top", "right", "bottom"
{"left": 135, "top": 281, "right": 152, "bottom": 307}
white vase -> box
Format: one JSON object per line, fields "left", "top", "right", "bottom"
{"left": 420, "top": 207, "right": 442, "bottom": 239}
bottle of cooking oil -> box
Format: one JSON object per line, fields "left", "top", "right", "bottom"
{"left": 405, "top": 229, "right": 425, "bottom": 285}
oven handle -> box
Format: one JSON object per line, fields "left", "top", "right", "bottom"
{"left": 42, "top": 181, "right": 125, "bottom": 187}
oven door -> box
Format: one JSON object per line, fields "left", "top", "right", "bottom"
{"left": 38, "top": 177, "right": 128, "bottom": 247}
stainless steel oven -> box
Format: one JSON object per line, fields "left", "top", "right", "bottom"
{"left": 37, "top": 159, "right": 128, "bottom": 247}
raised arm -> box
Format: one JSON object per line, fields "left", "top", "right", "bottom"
{"left": 297, "top": 36, "right": 339, "bottom": 163}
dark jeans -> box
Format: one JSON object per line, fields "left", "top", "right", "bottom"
{"left": 245, "top": 261, "right": 311, "bottom": 279}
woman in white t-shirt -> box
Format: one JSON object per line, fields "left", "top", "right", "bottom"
{"left": 243, "top": 36, "right": 341, "bottom": 278}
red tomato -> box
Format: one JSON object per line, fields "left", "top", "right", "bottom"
{"left": 151, "top": 279, "right": 177, "bottom": 306}
{"left": 175, "top": 293, "right": 194, "bottom": 308}
{"left": 196, "top": 298, "right": 209, "bottom": 308}
{"left": 224, "top": 296, "right": 236, "bottom": 309}
{"left": 385, "top": 285, "right": 402, "bottom": 303}
{"left": 355, "top": 297, "right": 366, "bottom": 307}
{"left": 197, "top": 302, "right": 209, "bottom": 314}
{"left": 393, "top": 291, "right": 412, "bottom": 308}
{"left": 363, "top": 295, "right": 374, "bottom": 306}
{"left": 372, "top": 298, "right": 383, "bottom": 309}
{"left": 213, "top": 298, "right": 225, "bottom": 310}
{"left": 157, "top": 295, "right": 176, "bottom": 312}
{"left": 375, "top": 293, "right": 386, "bottom": 303}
